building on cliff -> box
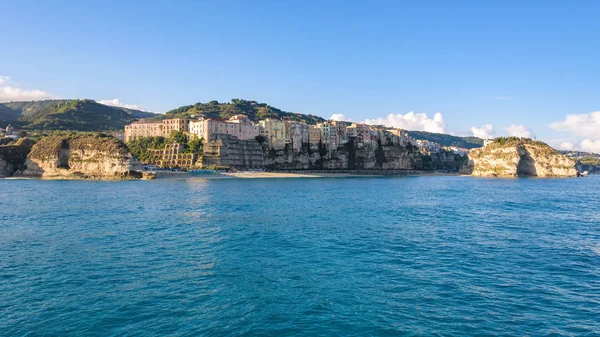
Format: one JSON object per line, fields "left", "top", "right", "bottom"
{"left": 417, "top": 140, "right": 441, "bottom": 154}
{"left": 318, "top": 120, "right": 348, "bottom": 148}
{"left": 124, "top": 118, "right": 190, "bottom": 142}
{"left": 259, "top": 118, "right": 287, "bottom": 149}
{"left": 2, "top": 124, "right": 19, "bottom": 139}
{"left": 346, "top": 123, "right": 373, "bottom": 145}
{"left": 123, "top": 114, "right": 431, "bottom": 171}
{"left": 307, "top": 125, "right": 322, "bottom": 145}
{"left": 189, "top": 115, "right": 259, "bottom": 142}
{"left": 285, "top": 121, "right": 309, "bottom": 151}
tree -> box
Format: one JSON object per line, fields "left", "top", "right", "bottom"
{"left": 169, "top": 130, "right": 188, "bottom": 144}
{"left": 185, "top": 136, "right": 203, "bottom": 153}
{"left": 126, "top": 136, "right": 166, "bottom": 163}
{"left": 375, "top": 139, "right": 386, "bottom": 168}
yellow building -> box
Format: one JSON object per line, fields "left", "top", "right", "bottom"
{"left": 259, "top": 118, "right": 287, "bottom": 149}
{"left": 307, "top": 125, "right": 322, "bottom": 144}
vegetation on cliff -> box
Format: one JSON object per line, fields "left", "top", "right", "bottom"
{"left": 126, "top": 131, "right": 203, "bottom": 163}
{"left": 0, "top": 138, "right": 37, "bottom": 175}
{"left": 0, "top": 99, "right": 157, "bottom": 131}
{"left": 483, "top": 137, "right": 562, "bottom": 159}
{"left": 406, "top": 131, "right": 483, "bottom": 149}
{"left": 579, "top": 155, "right": 600, "bottom": 166}
{"left": 29, "top": 132, "right": 129, "bottom": 161}
{"left": 422, "top": 151, "right": 468, "bottom": 171}
{"left": 160, "top": 99, "right": 325, "bottom": 124}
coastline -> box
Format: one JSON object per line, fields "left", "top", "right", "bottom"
{"left": 3, "top": 171, "right": 593, "bottom": 181}
{"left": 226, "top": 170, "right": 461, "bottom": 179}
{"left": 1, "top": 169, "right": 464, "bottom": 180}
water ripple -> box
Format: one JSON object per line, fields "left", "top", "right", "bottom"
{"left": 1, "top": 176, "right": 599, "bottom": 336}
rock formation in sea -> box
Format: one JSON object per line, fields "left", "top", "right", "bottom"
{"left": 464, "top": 138, "right": 578, "bottom": 177}
{"left": 22, "top": 133, "right": 141, "bottom": 179}
{"left": 0, "top": 138, "right": 37, "bottom": 177}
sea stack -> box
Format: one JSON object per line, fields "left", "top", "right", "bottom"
{"left": 464, "top": 137, "right": 578, "bottom": 178}
{"left": 22, "top": 132, "right": 141, "bottom": 179}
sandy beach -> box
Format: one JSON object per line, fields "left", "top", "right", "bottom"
{"left": 227, "top": 171, "right": 374, "bottom": 179}
{"left": 225, "top": 171, "right": 462, "bottom": 179}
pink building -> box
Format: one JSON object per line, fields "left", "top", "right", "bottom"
{"left": 124, "top": 118, "right": 189, "bottom": 142}
{"left": 189, "top": 115, "right": 258, "bottom": 141}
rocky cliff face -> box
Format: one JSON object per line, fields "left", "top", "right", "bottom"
{"left": 465, "top": 138, "right": 577, "bottom": 177}
{"left": 577, "top": 163, "right": 600, "bottom": 175}
{"left": 264, "top": 140, "right": 423, "bottom": 170}
{"left": 0, "top": 138, "right": 36, "bottom": 177}
{"left": 22, "top": 133, "right": 140, "bottom": 179}
{"left": 200, "top": 134, "right": 265, "bottom": 169}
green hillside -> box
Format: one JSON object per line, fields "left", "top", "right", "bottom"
{"left": 2, "top": 98, "right": 485, "bottom": 151}
{"left": 160, "top": 99, "right": 325, "bottom": 124}
{"left": 407, "top": 131, "right": 483, "bottom": 149}
{"left": 0, "top": 99, "right": 157, "bottom": 131}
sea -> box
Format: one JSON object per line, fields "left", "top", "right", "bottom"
{"left": 1, "top": 175, "right": 599, "bottom": 336}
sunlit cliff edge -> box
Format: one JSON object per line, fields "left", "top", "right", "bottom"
{"left": 463, "top": 138, "right": 578, "bottom": 178}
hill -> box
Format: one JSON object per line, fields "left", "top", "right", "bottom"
{"left": 406, "top": 131, "right": 483, "bottom": 149}
{"left": 0, "top": 99, "right": 157, "bottom": 131}
{"left": 1, "top": 98, "right": 486, "bottom": 151}
{"left": 160, "top": 99, "right": 325, "bottom": 124}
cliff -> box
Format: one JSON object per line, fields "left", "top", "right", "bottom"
{"left": 577, "top": 162, "right": 600, "bottom": 175}
{"left": 0, "top": 138, "right": 36, "bottom": 177}
{"left": 201, "top": 134, "right": 265, "bottom": 169}
{"left": 465, "top": 138, "right": 577, "bottom": 177}
{"left": 264, "top": 139, "right": 423, "bottom": 170}
{"left": 22, "top": 133, "right": 141, "bottom": 179}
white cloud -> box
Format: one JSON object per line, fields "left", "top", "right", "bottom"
{"left": 579, "top": 139, "right": 600, "bottom": 154}
{"left": 550, "top": 111, "right": 600, "bottom": 140}
{"left": 330, "top": 113, "right": 350, "bottom": 121}
{"left": 503, "top": 124, "right": 532, "bottom": 138}
{"left": 558, "top": 141, "right": 575, "bottom": 151}
{"left": 98, "top": 98, "right": 146, "bottom": 111}
{"left": 550, "top": 139, "right": 600, "bottom": 154}
{"left": 363, "top": 111, "right": 446, "bottom": 133}
{"left": 470, "top": 124, "right": 494, "bottom": 138}
{"left": 0, "top": 75, "right": 57, "bottom": 102}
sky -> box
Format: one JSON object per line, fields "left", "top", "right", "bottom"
{"left": 1, "top": 0, "right": 599, "bottom": 152}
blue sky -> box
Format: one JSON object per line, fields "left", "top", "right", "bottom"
{"left": 1, "top": 0, "right": 599, "bottom": 151}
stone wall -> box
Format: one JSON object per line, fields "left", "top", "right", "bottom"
{"left": 147, "top": 144, "right": 198, "bottom": 168}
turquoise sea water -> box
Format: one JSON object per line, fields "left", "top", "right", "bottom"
{"left": 1, "top": 176, "right": 600, "bottom": 336}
